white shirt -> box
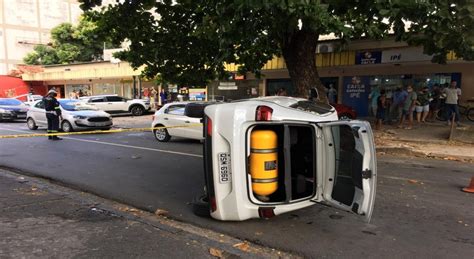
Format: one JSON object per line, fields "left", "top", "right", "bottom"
{"left": 444, "top": 88, "right": 461, "bottom": 104}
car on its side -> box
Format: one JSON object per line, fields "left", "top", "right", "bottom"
{"left": 151, "top": 102, "right": 203, "bottom": 142}
{"left": 190, "top": 96, "right": 377, "bottom": 222}
{"left": 0, "top": 98, "right": 29, "bottom": 121}
{"left": 27, "top": 99, "right": 113, "bottom": 132}
{"left": 80, "top": 95, "right": 150, "bottom": 116}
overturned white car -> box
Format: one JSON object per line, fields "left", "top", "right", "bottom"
{"left": 190, "top": 96, "right": 377, "bottom": 222}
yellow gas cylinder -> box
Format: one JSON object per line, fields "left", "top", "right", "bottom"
{"left": 250, "top": 130, "right": 278, "bottom": 197}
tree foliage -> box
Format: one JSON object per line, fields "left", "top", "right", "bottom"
{"left": 23, "top": 17, "right": 115, "bottom": 65}
{"left": 80, "top": 0, "right": 474, "bottom": 98}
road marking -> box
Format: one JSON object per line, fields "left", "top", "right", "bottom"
{"left": 0, "top": 126, "right": 203, "bottom": 158}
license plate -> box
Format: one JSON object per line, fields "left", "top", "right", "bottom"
{"left": 218, "top": 152, "right": 231, "bottom": 183}
{"left": 17, "top": 115, "right": 26, "bottom": 118}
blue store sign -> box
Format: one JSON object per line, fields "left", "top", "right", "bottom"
{"left": 343, "top": 76, "right": 370, "bottom": 117}
{"left": 355, "top": 51, "right": 382, "bottom": 65}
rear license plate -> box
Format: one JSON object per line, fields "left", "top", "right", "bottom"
{"left": 218, "top": 152, "right": 231, "bottom": 183}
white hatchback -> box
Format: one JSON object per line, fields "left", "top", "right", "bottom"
{"left": 151, "top": 102, "right": 203, "bottom": 142}
{"left": 27, "top": 99, "right": 113, "bottom": 132}
{"left": 194, "top": 96, "right": 377, "bottom": 222}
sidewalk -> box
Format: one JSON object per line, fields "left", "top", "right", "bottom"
{"left": 0, "top": 169, "right": 292, "bottom": 259}
{"left": 373, "top": 119, "right": 474, "bottom": 163}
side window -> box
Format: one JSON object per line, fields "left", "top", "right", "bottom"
{"left": 35, "top": 101, "right": 45, "bottom": 109}
{"left": 165, "top": 105, "right": 185, "bottom": 115}
{"left": 330, "top": 125, "right": 362, "bottom": 206}
{"left": 90, "top": 97, "right": 105, "bottom": 103}
{"left": 106, "top": 96, "right": 124, "bottom": 102}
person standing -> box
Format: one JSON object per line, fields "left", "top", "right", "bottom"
{"left": 327, "top": 84, "right": 337, "bottom": 103}
{"left": 443, "top": 81, "right": 462, "bottom": 126}
{"left": 160, "top": 89, "right": 168, "bottom": 105}
{"left": 398, "top": 85, "right": 417, "bottom": 129}
{"left": 43, "top": 89, "right": 62, "bottom": 140}
{"left": 368, "top": 86, "right": 380, "bottom": 117}
{"left": 150, "top": 87, "right": 158, "bottom": 110}
{"left": 390, "top": 86, "right": 407, "bottom": 124}
{"left": 375, "top": 90, "right": 387, "bottom": 130}
{"left": 415, "top": 86, "right": 431, "bottom": 123}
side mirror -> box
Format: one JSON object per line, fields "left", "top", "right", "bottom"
{"left": 184, "top": 102, "right": 215, "bottom": 118}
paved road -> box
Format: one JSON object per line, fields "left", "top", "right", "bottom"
{"left": 0, "top": 121, "right": 473, "bottom": 258}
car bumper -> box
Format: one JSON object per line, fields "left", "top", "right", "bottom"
{"left": 0, "top": 112, "right": 27, "bottom": 120}
{"left": 74, "top": 119, "right": 113, "bottom": 129}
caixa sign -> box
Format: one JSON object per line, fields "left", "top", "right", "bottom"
{"left": 382, "top": 47, "right": 433, "bottom": 63}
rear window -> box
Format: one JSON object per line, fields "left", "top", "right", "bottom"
{"left": 0, "top": 99, "right": 22, "bottom": 106}
{"left": 165, "top": 105, "right": 185, "bottom": 115}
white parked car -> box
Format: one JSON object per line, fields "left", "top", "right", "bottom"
{"left": 192, "top": 96, "right": 377, "bottom": 222}
{"left": 27, "top": 99, "right": 113, "bottom": 132}
{"left": 80, "top": 95, "right": 150, "bottom": 116}
{"left": 151, "top": 102, "right": 203, "bottom": 142}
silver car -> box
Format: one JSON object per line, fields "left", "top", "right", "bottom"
{"left": 27, "top": 99, "right": 113, "bottom": 132}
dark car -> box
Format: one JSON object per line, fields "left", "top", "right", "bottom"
{"left": 331, "top": 103, "right": 357, "bottom": 120}
{"left": 0, "top": 98, "right": 29, "bottom": 121}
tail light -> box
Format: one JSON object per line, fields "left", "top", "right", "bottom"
{"left": 207, "top": 117, "right": 213, "bottom": 136}
{"left": 258, "top": 207, "right": 275, "bottom": 218}
{"left": 210, "top": 196, "right": 217, "bottom": 212}
{"left": 256, "top": 106, "right": 273, "bottom": 121}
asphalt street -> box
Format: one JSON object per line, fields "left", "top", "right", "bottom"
{"left": 0, "top": 121, "right": 473, "bottom": 258}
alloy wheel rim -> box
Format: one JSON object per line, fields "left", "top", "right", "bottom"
{"left": 28, "top": 119, "right": 35, "bottom": 128}
{"left": 63, "top": 122, "right": 71, "bottom": 132}
{"left": 155, "top": 129, "right": 166, "bottom": 140}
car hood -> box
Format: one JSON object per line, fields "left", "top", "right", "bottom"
{"left": 64, "top": 110, "right": 110, "bottom": 117}
{"left": 0, "top": 105, "right": 28, "bottom": 112}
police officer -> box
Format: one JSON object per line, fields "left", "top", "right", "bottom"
{"left": 43, "top": 89, "right": 62, "bottom": 140}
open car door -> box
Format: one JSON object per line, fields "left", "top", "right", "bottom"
{"left": 316, "top": 120, "right": 377, "bottom": 222}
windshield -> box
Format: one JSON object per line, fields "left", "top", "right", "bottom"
{"left": 289, "top": 101, "right": 334, "bottom": 115}
{"left": 59, "top": 100, "right": 98, "bottom": 111}
{"left": 0, "top": 99, "right": 22, "bottom": 106}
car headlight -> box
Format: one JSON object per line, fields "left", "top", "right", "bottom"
{"left": 73, "top": 115, "right": 87, "bottom": 119}
{"left": 0, "top": 108, "right": 11, "bottom": 113}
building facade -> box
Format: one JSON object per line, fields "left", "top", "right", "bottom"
{"left": 0, "top": 0, "right": 82, "bottom": 75}
{"left": 212, "top": 38, "right": 473, "bottom": 117}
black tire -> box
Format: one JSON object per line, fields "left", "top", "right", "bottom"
{"left": 338, "top": 113, "right": 353, "bottom": 120}
{"left": 153, "top": 125, "right": 171, "bottom": 142}
{"left": 467, "top": 108, "right": 474, "bottom": 122}
{"left": 61, "top": 121, "right": 74, "bottom": 132}
{"left": 130, "top": 105, "right": 145, "bottom": 116}
{"left": 191, "top": 194, "right": 210, "bottom": 217}
{"left": 27, "top": 118, "right": 38, "bottom": 130}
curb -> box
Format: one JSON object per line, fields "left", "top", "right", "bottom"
{"left": 377, "top": 146, "right": 474, "bottom": 163}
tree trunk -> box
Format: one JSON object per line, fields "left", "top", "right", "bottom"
{"left": 281, "top": 30, "right": 327, "bottom": 102}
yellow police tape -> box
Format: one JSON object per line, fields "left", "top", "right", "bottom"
{"left": 0, "top": 123, "right": 203, "bottom": 139}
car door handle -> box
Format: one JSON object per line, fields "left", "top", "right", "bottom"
{"left": 163, "top": 118, "right": 169, "bottom": 120}
{"left": 185, "top": 121, "right": 190, "bottom": 123}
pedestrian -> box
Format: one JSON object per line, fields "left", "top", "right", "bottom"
{"left": 398, "top": 85, "right": 417, "bottom": 129}
{"left": 327, "top": 84, "right": 337, "bottom": 103}
{"left": 415, "top": 86, "right": 431, "bottom": 123}
{"left": 150, "top": 87, "right": 158, "bottom": 109}
{"left": 160, "top": 89, "right": 168, "bottom": 105}
{"left": 368, "top": 86, "right": 380, "bottom": 117}
{"left": 43, "top": 89, "right": 62, "bottom": 140}
{"left": 428, "top": 84, "right": 442, "bottom": 121}
{"left": 375, "top": 90, "right": 386, "bottom": 130}
{"left": 443, "top": 81, "right": 462, "bottom": 126}
{"left": 390, "top": 86, "right": 407, "bottom": 124}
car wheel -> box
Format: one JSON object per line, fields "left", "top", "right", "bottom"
{"left": 339, "top": 113, "right": 352, "bottom": 120}
{"left": 27, "top": 118, "right": 38, "bottom": 130}
{"left": 191, "top": 194, "right": 210, "bottom": 217}
{"left": 154, "top": 126, "right": 171, "bottom": 142}
{"left": 61, "top": 121, "right": 73, "bottom": 132}
{"left": 130, "top": 105, "right": 145, "bottom": 116}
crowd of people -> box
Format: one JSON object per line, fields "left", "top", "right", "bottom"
{"left": 369, "top": 81, "right": 462, "bottom": 130}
